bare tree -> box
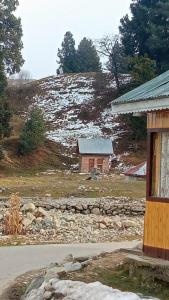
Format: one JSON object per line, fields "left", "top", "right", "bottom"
{"left": 97, "top": 35, "right": 127, "bottom": 91}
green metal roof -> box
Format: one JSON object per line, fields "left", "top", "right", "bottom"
{"left": 114, "top": 70, "right": 169, "bottom": 104}
{"left": 78, "top": 138, "right": 113, "bottom": 155}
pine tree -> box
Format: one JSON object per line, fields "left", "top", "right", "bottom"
{"left": 120, "top": 0, "right": 169, "bottom": 72}
{"left": 77, "top": 38, "right": 101, "bottom": 73}
{"left": 129, "top": 55, "right": 156, "bottom": 84}
{"left": 0, "top": 0, "right": 24, "bottom": 74}
{"left": 0, "top": 54, "right": 12, "bottom": 141}
{"left": 57, "top": 32, "right": 78, "bottom": 73}
{"left": 18, "top": 108, "right": 46, "bottom": 155}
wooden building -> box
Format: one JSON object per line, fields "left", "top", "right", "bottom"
{"left": 77, "top": 138, "right": 114, "bottom": 173}
{"left": 112, "top": 70, "right": 169, "bottom": 260}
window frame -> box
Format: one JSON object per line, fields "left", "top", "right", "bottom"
{"left": 147, "top": 128, "right": 169, "bottom": 202}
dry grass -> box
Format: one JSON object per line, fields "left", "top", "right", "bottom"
{"left": 0, "top": 173, "right": 146, "bottom": 198}
{"left": 3, "top": 194, "right": 23, "bottom": 235}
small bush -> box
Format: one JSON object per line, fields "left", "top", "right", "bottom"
{"left": 3, "top": 194, "right": 23, "bottom": 235}
{"left": 0, "top": 146, "right": 4, "bottom": 160}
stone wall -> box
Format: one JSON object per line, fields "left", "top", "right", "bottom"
{"left": 0, "top": 197, "right": 145, "bottom": 244}
{"left": 18, "top": 197, "right": 145, "bottom": 217}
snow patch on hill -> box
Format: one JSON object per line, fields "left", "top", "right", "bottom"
{"left": 31, "top": 73, "right": 120, "bottom": 147}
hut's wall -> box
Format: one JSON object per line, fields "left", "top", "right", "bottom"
{"left": 144, "top": 201, "right": 169, "bottom": 259}
{"left": 147, "top": 110, "right": 169, "bottom": 128}
{"left": 80, "top": 155, "right": 110, "bottom": 173}
{"left": 144, "top": 110, "right": 169, "bottom": 259}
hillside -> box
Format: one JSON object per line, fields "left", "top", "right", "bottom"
{"left": 4, "top": 72, "right": 146, "bottom": 173}
{"left": 25, "top": 73, "right": 120, "bottom": 147}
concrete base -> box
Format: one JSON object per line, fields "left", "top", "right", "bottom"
{"left": 124, "top": 251, "right": 169, "bottom": 283}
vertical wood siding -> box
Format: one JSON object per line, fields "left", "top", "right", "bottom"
{"left": 144, "top": 201, "right": 169, "bottom": 259}
{"left": 144, "top": 110, "right": 169, "bottom": 259}
{"left": 147, "top": 111, "right": 169, "bottom": 129}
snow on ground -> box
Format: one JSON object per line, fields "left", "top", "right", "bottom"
{"left": 25, "top": 279, "right": 159, "bottom": 300}
{"left": 31, "top": 73, "right": 119, "bottom": 148}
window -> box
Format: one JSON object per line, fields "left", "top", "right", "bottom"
{"left": 97, "top": 158, "right": 104, "bottom": 172}
{"left": 150, "top": 132, "right": 169, "bottom": 198}
{"left": 89, "top": 159, "right": 95, "bottom": 171}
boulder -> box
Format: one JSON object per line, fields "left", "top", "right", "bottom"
{"left": 45, "top": 267, "right": 64, "bottom": 281}
{"left": 43, "top": 216, "right": 53, "bottom": 227}
{"left": 74, "top": 256, "right": 90, "bottom": 263}
{"left": 122, "top": 220, "right": 136, "bottom": 228}
{"left": 99, "top": 223, "right": 107, "bottom": 229}
{"left": 53, "top": 217, "right": 61, "bottom": 229}
{"left": 43, "top": 291, "right": 52, "bottom": 299}
{"left": 36, "top": 217, "right": 43, "bottom": 224}
{"left": 63, "top": 262, "right": 82, "bottom": 272}
{"left": 36, "top": 207, "right": 49, "bottom": 217}
{"left": 24, "top": 276, "right": 44, "bottom": 297}
{"left": 91, "top": 208, "right": 100, "bottom": 215}
{"left": 26, "top": 212, "right": 36, "bottom": 222}
{"left": 22, "top": 218, "right": 33, "bottom": 227}
{"left": 112, "top": 219, "right": 122, "bottom": 229}
{"left": 62, "top": 254, "right": 73, "bottom": 263}
{"left": 76, "top": 204, "right": 83, "bottom": 211}
{"left": 45, "top": 194, "right": 51, "bottom": 198}
{"left": 22, "top": 203, "right": 36, "bottom": 213}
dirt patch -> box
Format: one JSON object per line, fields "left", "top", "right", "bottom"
{"left": 0, "top": 269, "right": 45, "bottom": 300}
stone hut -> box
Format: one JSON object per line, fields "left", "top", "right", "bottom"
{"left": 77, "top": 138, "right": 114, "bottom": 173}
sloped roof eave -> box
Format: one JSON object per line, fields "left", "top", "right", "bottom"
{"left": 111, "top": 97, "right": 169, "bottom": 115}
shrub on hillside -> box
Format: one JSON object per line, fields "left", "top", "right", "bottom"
{"left": 18, "top": 108, "right": 46, "bottom": 155}
{"left": 0, "top": 146, "right": 4, "bottom": 160}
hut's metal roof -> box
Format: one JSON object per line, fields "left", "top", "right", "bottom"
{"left": 112, "top": 70, "right": 169, "bottom": 114}
{"left": 124, "top": 162, "right": 147, "bottom": 177}
{"left": 78, "top": 138, "right": 113, "bottom": 155}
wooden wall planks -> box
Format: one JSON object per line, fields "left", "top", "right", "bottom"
{"left": 144, "top": 110, "right": 169, "bottom": 259}
{"left": 147, "top": 111, "right": 169, "bottom": 129}
{"left": 144, "top": 201, "right": 169, "bottom": 253}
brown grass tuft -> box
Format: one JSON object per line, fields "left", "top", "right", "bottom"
{"left": 3, "top": 193, "right": 24, "bottom": 235}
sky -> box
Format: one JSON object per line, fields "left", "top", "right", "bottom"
{"left": 17, "top": 0, "right": 131, "bottom": 79}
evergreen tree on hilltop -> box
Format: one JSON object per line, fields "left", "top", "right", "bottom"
{"left": 120, "top": 0, "right": 169, "bottom": 73}
{"left": 77, "top": 38, "right": 101, "bottom": 73}
{"left": 57, "top": 32, "right": 78, "bottom": 73}
{"left": 0, "top": 0, "right": 24, "bottom": 74}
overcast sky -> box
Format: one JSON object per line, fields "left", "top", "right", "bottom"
{"left": 17, "top": 0, "right": 131, "bottom": 79}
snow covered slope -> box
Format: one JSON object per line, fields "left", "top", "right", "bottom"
{"left": 30, "top": 73, "right": 120, "bottom": 147}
